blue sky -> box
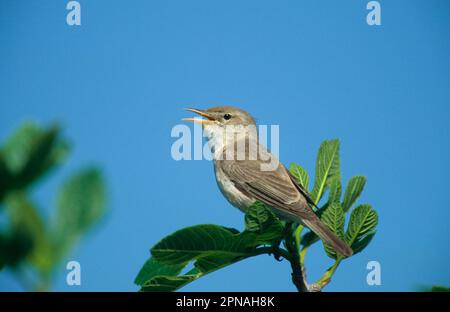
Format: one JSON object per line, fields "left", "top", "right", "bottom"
{"left": 0, "top": 0, "right": 449, "bottom": 291}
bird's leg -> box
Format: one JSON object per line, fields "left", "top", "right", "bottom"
{"left": 269, "top": 222, "right": 292, "bottom": 262}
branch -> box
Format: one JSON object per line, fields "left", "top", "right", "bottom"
{"left": 251, "top": 246, "right": 291, "bottom": 261}
{"left": 284, "top": 223, "right": 309, "bottom": 292}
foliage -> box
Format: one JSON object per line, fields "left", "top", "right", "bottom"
{"left": 135, "top": 139, "right": 378, "bottom": 291}
{"left": 429, "top": 285, "right": 450, "bottom": 292}
{"left": 0, "top": 122, "right": 107, "bottom": 290}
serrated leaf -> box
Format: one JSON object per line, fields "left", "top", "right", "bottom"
{"left": 342, "top": 176, "right": 366, "bottom": 212}
{"left": 351, "top": 232, "right": 375, "bottom": 254}
{"left": 321, "top": 203, "right": 344, "bottom": 237}
{"left": 300, "top": 195, "right": 340, "bottom": 251}
{"left": 321, "top": 202, "right": 345, "bottom": 259}
{"left": 134, "top": 258, "right": 186, "bottom": 286}
{"left": 244, "top": 201, "right": 284, "bottom": 245}
{"left": 151, "top": 224, "right": 255, "bottom": 265}
{"left": 345, "top": 204, "right": 378, "bottom": 255}
{"left": 327, "top": 177, "right": 342, "bottom": 204}
{"left": 289, "top": 163, "right": 309, "bottom": 190}
{"left": 311, "top": 140, "right": 340, "bottom": 204}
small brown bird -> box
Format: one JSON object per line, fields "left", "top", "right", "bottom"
{"left": 184, "top": 106, "right": 353, "bottom": 257}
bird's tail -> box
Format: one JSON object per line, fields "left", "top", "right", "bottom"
{"left": 302, "top": 216, "right": 353, "bottom": 257}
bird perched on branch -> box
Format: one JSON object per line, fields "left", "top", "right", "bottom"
{"left": 184, "top": 106, "right": 352, "bottom": 257}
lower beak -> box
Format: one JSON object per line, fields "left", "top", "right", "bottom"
{"left": 183, "top": 108, "right": 215, "bottom": 124}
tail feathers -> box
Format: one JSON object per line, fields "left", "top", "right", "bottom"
{"left": 302, "top": 217, "right": 353, "bottom": 257}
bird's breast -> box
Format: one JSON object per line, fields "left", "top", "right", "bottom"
{"left": 213, "top": 162, "right": 254, "bottom": 213}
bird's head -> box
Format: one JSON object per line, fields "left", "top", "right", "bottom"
{"left": 183, "top": 106, "right": 256, "bottom": 128}
{"left": 183, "top": 106, "right": 258, "bottom": 153}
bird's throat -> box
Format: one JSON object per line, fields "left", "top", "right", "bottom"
{"left": 205, "top": 125, "right": 258, "bottom": 161}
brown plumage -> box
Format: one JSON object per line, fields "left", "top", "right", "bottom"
{"left": 185, "top": 106, "right": 353, "bottom": 257}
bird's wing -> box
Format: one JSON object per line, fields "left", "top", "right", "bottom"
{"left": 286, "top": 170, "right": 319, "bottom": 210}
{"left": 218, "top": 147, "right": 315, "bottom": 220}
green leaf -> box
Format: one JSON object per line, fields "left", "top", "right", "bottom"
{"left": 0, "top": 227, "right": 34, "bottom": 268}
{"left": 2, "top": 122, "right": 43, "bottom": 175}
{"left": 140, "top": 268, "right": 201, "bottom": 292}
{"left": 194, "top": 253, "right": 242, "bottom": 273}
{"left": 0, "top": 122, "right": 69, "bottom": 203}
{"left": 151, "top": 225, "right": 255, "bottom": 266}
{"left": 342, "top": 176, "right": 366, "bottom": 213}
{"left": 134, "top": 258, "right": 186, "bottom": 286}
{"left": 1, "top": 122, "right": 69, "bottom": 197}
{"left": 289, "top": 163, "right": 309, "bottom": 190}
{"left": 139, "top": 252, "right": 247, "bottom": 291}
{"left": 294, "top": 224, "right": 304, "bottom": 251}
{"left": 17, "top": 125, "right": 67, "bottom": 185}
{"left": 138, "top": 253, "right": 244, "bottom": 292}
{"left": 345, "top": 204, "right": 378, "bottom": 255}
{"left": 139, "top": 250, "right": 250, "bottom": 292}
{"left": 321, "top": 202, "right": 345, "bottom": 257}
{"left": 351, "top": 232, "right": 376, "bottom": 254}
{"left": 144, "top": 219, "right": 281, "bottom": 291}
{"left": 321, "top": 202, "right": 345, "bottom": 259}
{"left": 0, "top": 154, "right": 14, "bottom": 204}
{"left": 300, "top": 179, "right": 341, "bottom": 251}
{"left": 5, "top": 192, "right": 55, "bottom": 272}
{"left": 54, "top": 168, "right": 106, "bottom": 256}
{"left": 430, "top": 285, "right": 450, "bottom": 292}
{"left": 327, "top": 177, "right": 342, "bottom": 205}
{"left": 244, "top": 201, "right": 284, "bottom": 245}
{"left": 311, "top": 140, "right": 340, "bottom": 205}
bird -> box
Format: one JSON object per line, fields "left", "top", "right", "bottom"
{"left": 183, "top": 106, "right": 353, "bottom": 257}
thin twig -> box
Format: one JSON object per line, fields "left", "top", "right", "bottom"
{"left": 312, "top": 257, "right": 342, "bottom": 290}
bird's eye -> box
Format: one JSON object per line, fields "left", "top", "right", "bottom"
{"left": 224, "top": 113, "right": 232, "bottom": 120}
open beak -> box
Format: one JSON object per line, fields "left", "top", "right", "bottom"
{"left": 183, "top": 108, "right": 216, "bottom": 124}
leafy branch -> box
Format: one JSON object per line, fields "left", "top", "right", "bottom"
{"left": 0, "top": 122, "right": 107, "bottom": 290}
{"left": 135, "top": 139, "right": 378, "bottom": 291}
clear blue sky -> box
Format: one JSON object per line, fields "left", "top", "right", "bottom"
{"left": 0, "top": 0, "right": 449, "bottom": 291}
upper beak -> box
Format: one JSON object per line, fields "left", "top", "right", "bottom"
{"left": 183, "top": 108, "right": 215, "bottom": 124}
